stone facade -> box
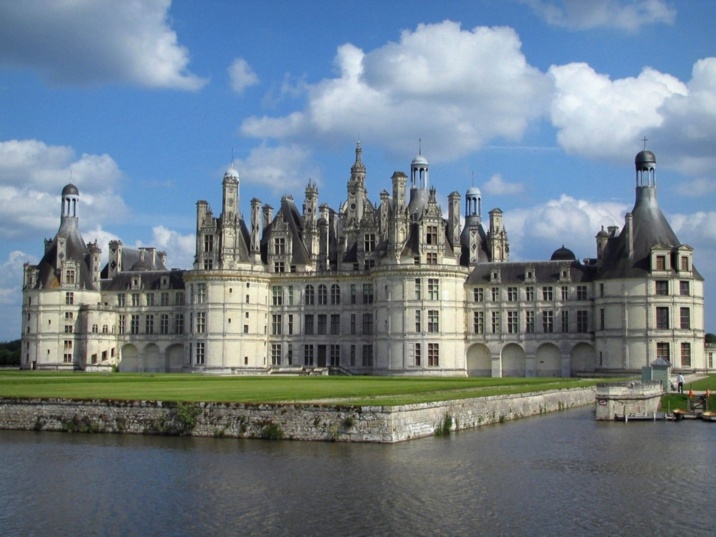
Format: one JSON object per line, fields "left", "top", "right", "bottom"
{"left": 21, "top": 147, "right": 708, "bottom": 376}
{"left": 594, "top": 381, "right": 663, "bottom": 420}
{"left": 0, "top": 387, "right": 595, "bottom": 443}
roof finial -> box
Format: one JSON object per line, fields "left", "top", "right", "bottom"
{"left": 642, "top": 136, "right": 648, "bottom": 150}
{"left": 471, "top": 170, "right": 475, "bottom": 187}
{"left": 418, "top": 138, "right": 422, "bottom": 155}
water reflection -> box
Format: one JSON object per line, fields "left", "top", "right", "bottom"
{"left": 1, "top": 407, "right": 714, "bottom": 536}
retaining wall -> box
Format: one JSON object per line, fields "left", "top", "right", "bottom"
{"left": 594, "top": 381, "right": 663, "bottom": 420}
{"left": 0, "top": 387, "right": 595, "bottom": 443}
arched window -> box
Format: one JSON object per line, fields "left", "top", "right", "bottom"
{"left": 318, "top": 284, "right": 327, "bottom": 305}
{"left": 305, "top": 285, "right": 315, "bottom": 305}
{"left": 102, "top": 325, "right": 109, "bottom": 334}
{"left": 331, "top": 284, "right": 341, "bottom": 305}
{"left": 91, "top": 324, "right": 98, "bottom": 333}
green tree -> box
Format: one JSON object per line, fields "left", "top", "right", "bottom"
{"left": 706, "top": 333, "right": 716, "bottom": 344}
{"left": 0, "top": 340, "right": 21, "bottom": 367}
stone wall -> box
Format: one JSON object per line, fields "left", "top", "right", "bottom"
{"left": 0, "top": 387, "right": 595, "bottom": 443}
{"left": 594, "top": 381, "right": 663, "bottom": 420}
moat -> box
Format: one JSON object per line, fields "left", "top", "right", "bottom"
{"left": 1, "top": 406, "right": 713, "bottom": 537}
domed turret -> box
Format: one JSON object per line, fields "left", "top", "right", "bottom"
{"left": 224, "top": 166, "right": 239, "bottom": 181}
{"left": 635, "top": 145, "right": 656, "bottom": 187}
{"left": 62, "top": 183, "right": 79, "bottom": 196}
{"left": 551, "top": 245, "right": 576, "bottom": 261}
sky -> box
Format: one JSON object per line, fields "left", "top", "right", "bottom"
{"left": 0, "top": 0, "right": 715, "bottom": 341}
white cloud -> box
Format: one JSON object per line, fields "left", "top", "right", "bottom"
{"left": 521, "top": 0, "right": 676, "bottom": 31}
{"left": 228, "top": 57, "right": 259, "bottom": 95}
{"left": 0, "top": 0, "right": 205, "bottom": 90}
{"left": 0, "top": 250, "right": 36, "bottom": 341}
{"left": 483, "top": 174, "right": 524, "bottom": 195}
{"left": 0, "top": 139, "right": 128, "bottom": 239}
{"left": 504, "top": 195, "right": 628, "bottom": 260}
{"left": 675, "top": 178, "right": 716, "bottom": 198}
{"left": 234, "top": 144, "right": 321, "bottom": 195}
{"left": 242, "top": 21, "right": 551, "bottom": 160}
{"left": 143, "top": 225, "right": 195, "bottom": 269}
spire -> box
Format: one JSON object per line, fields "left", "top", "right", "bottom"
{"left": 351, "top": 141, "right": 365, "bottom": 175}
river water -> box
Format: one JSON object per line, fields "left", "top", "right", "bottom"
{"left": 1, "top": 407, "right": 713, "bottom": 537}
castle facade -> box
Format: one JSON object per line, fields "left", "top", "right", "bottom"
{"left": 21, "top": 146, "right": 709, "bottom": 375}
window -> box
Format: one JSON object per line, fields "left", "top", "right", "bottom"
{"left": 272, "top": 286, "right": 283, "bottom": 306}
{"left": 330, "top": 314, "right": 340, "bottom": 335}
{"left": 577, "top": 285, "right": 587, "bottom": 300}
{"left": 561, "top": 286, "right": 569, "bottom": 300}
{"left": 318, "top": 314, "right": 327, "bottom": 335}
{"left": 680, "top": 256, "right": 689, "bottom": 271}
{"left": 118, "top": 293, "right": 126, "bottom": 307}
{"left": 561, "top": 310, "right": 569, "bottom": 333}
{"left": 680, "top": 308, "right": 690, "bottom": 330}
{"left": 473, "top": 311, "right": 484, "bottom": 334}
{"left": 350, "top": 284, "right": 356, "bottom": 304}
{"left": 415, "top": 310, "right": 422, "bottom": 332}
{"left": 415, "top": 279, "right": 422, "bottom": 300}
{"left": 64, "top": 312, "right": 73, "bottom": 320}
{"left": 414, "top": 343, "right": 421, "bottom": 366}
{"left": 146, "top": 314, "right": 154, "bottom": 335}
{"left": 681, "top": 343, "right": 691, "bottom": 367}
{"left": 350, "top": 314, "right": 356, "bottom": 335}
{"left": 428, "top": 310, "right": 439, "bottom": 333}
{"left": 491, "top": 311, "right": 500, "bottom": 334}
{"left": 600, "top": 308, "right": 605, "bottom": 330}
{"left": 271, "top": 344, "right": 282, "bottom": 366}
{"left": 305, "top": 285, "right": 315, "bottom": 305}
{"left": 196, "top": 312, "right": 206, "bottom": 334}
{"left": 204, "top": 235, "right": 214, "bottom": 253}
{"left": 426, "top": 252, "right": 438, "bottom": 265}
{"left": 364, "top": 233, "right": 376, "bottom": 252}
{"left": 491, "top": 287, "right": 499, "bottom": 301}
{"left": 288, "top": 314, "right": 294, "bottom": 335}
{"left": 507, "top": 311, "right": 518, "bottom": 334}
{"left": 64, "top": 340, "right": 73, "bottom": 350}
{"left": 656, "top": 281, "right": 669, "bottom": 296}
{"left": 656, "top": 255, "right": 666, "bottom": 271}
{"left": 426, "top": 225, "right": 438, "bottom": 245}
{"left": 146, "top": 293, "right": 155, "bottom": 306}
{"left": 274, "top": 261, "right": 285, "bottom": 273}
{"left": 272, "top": 314, "right": 282, "bottom": 335}
{"left": 195, "top": 342, "right": 205, "bottom": 365}
{"left": 176, "top": 292, "right": 184, "bottom": 305}
{"left": 428, "top": 279, "right": 439, "bottom": 300}
{"left": 331, "top": 284, "right": 341, "bottom": 305}
{"left": 197, "top": 284, "right": 206, "bottom": 304}
{"left": 542, "top": 287, "right": 553, "bottom": 301}
{"left": 362, "top": 345, "right": 373, "bottom": 367}
{"left": 65, "top": 269, "right": 75, "bottom": 285}
{"left": 473, "top": 288, "right": 484, "bottom": 302}
{"left": 350, "top": 345, "right": 356, "bottom": 366}
{"left": 305, "top": 315, "right": 314, "bottom": 335}
{"left": 102, "top": 325, "right": 108, "bottom": 334}
{"left": 542, "top": 310, "right": 554, "bottom": 333}
{"left": 525, "top": 286, "right": 534, "bottom": 301}
{"left": 428, "top": 343, "right": 439, "bottom": 367}
{"left": 577, "top": 311, "right": 588, "bottom": 333}
{"left": 525, "top": 311, "right": 535, "bottom": 333}
{"left": 130, "top": 315, "right": 139, "bottom": 335}
{"left": 656, "top": 342, "right": 670, "bottom": 361}
{"left": 64, "top": 325, "right": 73, "bottom": 334}
{"left": 304, "top": 345, "right": 314, "bottom": 366}
{"left": 287, "top": 286, "right": 294, "bottom": 305}
{"left": 363, "top": 284, "right": 373, "bottom": 304}
{"left": 274, "top": 237, "right": 286, "bottom": 255}
{"left": 160, "top": 314, "right": 169, "bottom": 335}
{"left": 680, "top": 281, "right": 690, "bottom": 296}
{"left": 160, "top": 292, "right": 169, "bottom": 306}
{"left": 287, "top": 344, "right": 293, "bottom": 365}
{"left": 64, "top": 353, "right": 72, "bottom": 363}
{"left": 131, "top": 293, "right": 140, "bottom": 306}
{"left": 318, "top": 284, "right": 328, "bottom": 305}
{"left": 175, "top": 314, "right": 184, "bottom": 335}
{"left": 656, "top": 307, "right": 669, "bottom": 329}
{"left": 203, "top": 259, "right": 213, "bottom": 270}
{"left": 65, "top": 292, "right": 74, "bottom": 305}
{"left": 330, "top": 344, "right": 341, "bottom": 366}
{"left": 362, "top": 313, "right": 373, "bottom": 335}
{"left": 507, "top": 287, "right": 517, "bottom": 302}
{"left": 119, "top": 315, "right": 126, "bottom": 335}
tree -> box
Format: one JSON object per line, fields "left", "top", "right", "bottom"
{"left": 0, "top": 340, "right": 20, "bottom": 367}
{"left": 706, "top": 333, "right": 716, "bottom": 344}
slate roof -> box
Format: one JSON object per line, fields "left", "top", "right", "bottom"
{"left": 34, "top": 218, "right": 96, "bottom": 290}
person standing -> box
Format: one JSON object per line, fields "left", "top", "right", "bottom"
{"left": 677, "top": 373, "right": 685, "bottom": 394}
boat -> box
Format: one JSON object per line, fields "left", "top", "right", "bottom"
{"left": 700, "top": 411, "right": 716, "bottom": 422}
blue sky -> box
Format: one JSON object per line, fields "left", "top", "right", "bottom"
{"left": 1, "top": 0, "right": 715, "bottom": 341}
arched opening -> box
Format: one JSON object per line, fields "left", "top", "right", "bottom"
{"left": 119, "top": 344, "right": 139, "bottom": 372}
{"left": 536, "top": 343, "right": 561, "bottom": 377}
{"left": 501, "top": 343, "right": 526, "bottom": 377}
{"left": 570, "top": 343, "right": 596, "bottom": 374}
{"left": 144, "top": 343, "right": 161, "bottom": 373}
{"left": 166, "top": 344, "right": 184, "bottom": 373}
{"left": 466, "top": 343, "right": 492, "bottom": 377}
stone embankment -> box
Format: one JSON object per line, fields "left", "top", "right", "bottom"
{"left": 0, "top": 387, "right": 595, "bottom": 443}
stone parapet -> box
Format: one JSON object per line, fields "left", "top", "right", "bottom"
{"left": 594, "top": 381, "right": 663, "bottom": 420}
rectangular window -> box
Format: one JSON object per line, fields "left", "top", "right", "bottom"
{"left": 600, "top": 308, "right": 605, "bottom": 330}
{"left": 656, "top": 255, "right": 666, "bottom": 270}
{"left": 330, "top": 344, "right": 341, "bottom": 366}
{"left": 680, "top": 307, "right": 690, "bottom": 330}
{"left": 415, "top": 279, "right": 422, "bottom": 300}
{"left": 428, "top": 310, "right": 439, "bottom": 333}
{"left": 204, "top": 234, "right": 214, "bottom": 253}
{"left": 426, "top": 225, "right": 438, "bottom": 245}
{"left": 681, "top": 342, "right": 691, "bottom": 367}
{"left": 474, "top": 311, "right": 484, "bottom": 334}
{"left": 272, "top": 314, "right": 282, "bottom": 335}
{"left": 415, "top": 309, "right": 422, "bottom": 332}
{"left": 350, "top": 284, "right": 356, "bottom": 304}
{"left": 146, "top": 293, "right": 155, "bottom": 306}
{"left": 681, "top": 256, "right": 689, "bottom": 271}
{"left": 65, "top": 292, "right": 74, "bottom": 305}
{"left": 364, "top": 233, "right": 376, "bottom": 252}
{"left": 656, "top": 307, "right": 669, "bottom": 329}
{"left": 362, "top": 313, "right": 373, "bottom": 335}
{"left": 350, "top": 345, "right": 356, "bottom": 366}
{"left": 473, "top": 288, "right": 484, "bottom": 302}
{"left": 491, "top": 311, "right": 500, "bottom": 334}
{"left": 118, "top": 293, "right": 126, "bottom": 307}
{"left": 271, "top": 344, "right": 282, "bottom": 366}
{"left": 274, "top": 237, "right": 286, "bottom": 255}
{"left": 426, "top": 252, "right": 438, "bottom": 265}
{"left": 414, "top": 343, "right": 421, "bottom": 366}
{"left": 304, "top": 345, "right": 314, "bottom": 366}
{"left": 64, "top": 325, "right": 73, "bottom": 334}
{"left": 196, "top": 312, "right": 206, "bottom": 334}
{"left": 525, "top": 286, "right": 534, "bottom": 301}
{"left": 196, "top": 342, "right": 205, "bottom": 365}
{"left": 577, "top": 310, "right": 588, "bottom": 333}
{"left": 318, "top": 314, "right": 327, "bottom": 335}
{"left": 362, "top": 345, "right": 373, "bottom": 367}
{"left": 131, "top": 293, "right": 140, "bottom": 306}
{"left": 330, "top": 314, "right": 340, "bottom": 335}
{"left": 561, "top": 310, "right": 569, "bottom": 333}
{"left": 305, "top": 315, "right": 314, "bottom": 335}
{"left": 288, "top": 314, "right": 294, "bottom": 335}
{"left": 542, "top": 310, "right": 554, "bottom": 333}
{"left": 428, "top": 279, "right": 439, "bottom": 300}
{"left": 175, "top": 292, "right": 184, "bottom": 306}
{"left": 656, "top": 281, "right": 669, "bottom": 296}
{"left": 197, "top": 284, "right": 206, "bottom": 304}
{"left": 507, "top": 310, "right": 518, "bottom": 334}
{"left": 160, "top": 292, "right": 169, "bottom": 306}
{"left": 130, "top": 315, "right": 139, "bottom": 335}
{"left": 331, "top": 284, "right": 341, "bottom": 305}
{"left": 656, "top": 342, "right": 670, "bottom": 361}
{"left": 507, "top": 287, "right": 517, "bottom": 302}
{"left": 146, "top": 314, "right": 154, "bottom": 335}
{"left": 542, "top": 287, "right": 553, "bottom": 301}
{"left": 287, "top": 344, "right": 293, "bottom": 365}
{"left": 272, "top": 286, "right": 283, "bottom": 306}
{"left": 577, "top": 285, "right": 587, "bottom": 300}
{"left": 680, "top": 281, "right": 690, "bottom": 296}
{"left": 491, "top": 287, "right": 499, "bottom": 301}
{"left": 160, "top": 314, "right": 169, "bottom": 335}
{"left": 274, "top": 261, "right": 285, "bottom": 273}
{"left": 64, "top": 340, "right": 73, "bottom": 350}
{"left": 561, "top": 286, "right": 569, "bottom": 301}
{"left": 287, "top": 285, "right": 294, "bottom": 305}
{"left": 65, "top": 269, "right": 75, "bottom": 285}
{"left": 363, "top": 284, "right": 373, "bottom": 304}
{"left": 428, "top": 343, "right": 439, "bottom": 367}
{"left": 119, "top": 314, "right": 126, "bottom": 335}
{"left": 525, "top": 311, "right": 535, "bottom": 333}
{"left": 350, "top": 314, "right": 356, "bottom": 335}
{"left": 175, "top": 314, "right": 184, "bottom": 335}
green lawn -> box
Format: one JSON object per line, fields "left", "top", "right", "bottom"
{"left": 661, "top": 374, "right": 716, "bottom": 412}
{"left": 0, "top": 371, "right": 607, "bottom": 406}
